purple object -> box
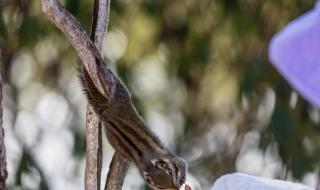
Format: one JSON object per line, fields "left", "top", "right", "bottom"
{"left": 269, "top": 1, "right": 320, "bottom": 109}
{"left": 211, "top": 173, "right": 313, "bottom": 190}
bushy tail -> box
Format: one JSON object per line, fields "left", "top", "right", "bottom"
{"left": 79, "top": 65, "right": 110, "bottom": 115}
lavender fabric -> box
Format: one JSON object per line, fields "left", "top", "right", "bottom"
{"left": 211, "top": 173, "right": 313, "bottom": 190}
{"left": 269, "top": 2, "right": 320, "bottom": 109}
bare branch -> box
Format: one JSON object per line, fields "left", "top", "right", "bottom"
{"left": 104, "top": 152, "right": 130, "bottom": 190}
{"left": 85, "top": 0, "right": 109, "bottom": 189}
{"left": 89, "top": 0, "right": 131, "bottom": 189}
{"left": 41, "top": 0, "right": 115, "bottom": 96}
{"left": 0, "top": 64, "right": 8, "bottom": 189}
{"left": 84, "top": 0, "right": 110, "bottom": 189}
{"left": 85, "top": 105, "right": 103, "bottom": 190}
{"left": 40, "top": 1, "right": 130, "bottom": 189}
{"left": 91, "top": 0, "right": 110, "bottom": 52}
{"left": 42, "top": 0, "right": 129, "bottom": 189}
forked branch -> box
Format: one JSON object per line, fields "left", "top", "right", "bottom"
{"left": 84, "top": 0, "right": 109, "bottom": 189}
{"left": 41, "top": 0, "right": 130, "bottom": 189}
{"left": 41, "top": 0, "right": 114, "bottom": 95}
{"left": 86, "top": 0, "right": 130, "bottom": 189}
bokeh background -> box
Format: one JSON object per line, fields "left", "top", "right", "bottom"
{"left": 1, "top": 0, "right": 320, "bottom": 189}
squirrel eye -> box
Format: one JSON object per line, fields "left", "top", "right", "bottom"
{"left": 168, "top": 170, "right": 173, "bottom": 176}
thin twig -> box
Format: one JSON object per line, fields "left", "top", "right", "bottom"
{"left": 84, "top": 0, "right": 109, "bottom": 189}
{"left": 89, "top": 0, "right": 131, "bottom": 189}
{"left": 85, "top": 105, "right": 102, "bottom": 190}
{"left": 0, "top": 63, "right": 8, "bottom": 189}
{"left": 91, "top": 0, "right": 110, "bottom": 52}
{"left": 105, "top": 152, "right": 130, "bottom": 190}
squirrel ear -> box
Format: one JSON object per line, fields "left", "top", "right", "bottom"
{"left": 150, "top": 159, "right": 158, "bottom": 166}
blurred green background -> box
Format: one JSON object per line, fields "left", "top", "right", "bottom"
{"left": 1, "top": 0, "right": 319, "bottom": 189}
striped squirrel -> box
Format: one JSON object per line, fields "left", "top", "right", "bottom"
{"left": 79, "top": 43, "right": 187, "bottom": 190}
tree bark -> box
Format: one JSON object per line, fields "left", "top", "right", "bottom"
{"left": 104, "top": 152, "right": 129, "bottom": 190}
{"left": 0, "top": 63, "right": 8, "bottom": 189}
{"left": 85, "top": 105, "right": 103, "bottom": 190}
{"left": 85, "top": 0, "right": 110, "bottom": 189}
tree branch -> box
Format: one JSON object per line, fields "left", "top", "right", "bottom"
{"left": 41, "top": 0, "right": 116, "bottom": 96}
{"left": 41, "top": 1, "right": 130, "bottom": 189}
{"left": 0, "top": 62, "right": 8, "bottom": 189}
{"left": 90, "top": 0, "right": 110, "bottom": 53}
{"left": 84, "top": 0, "right": 110, "bottom": 189}
{"left": 90, "top": 1, "right": 131, "bottom": 189}
{"left": 105, "top": 152, "right": 130, "bottom": 190}
{"left": 85, "top": 105, "right": 102, "bottom": 190}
